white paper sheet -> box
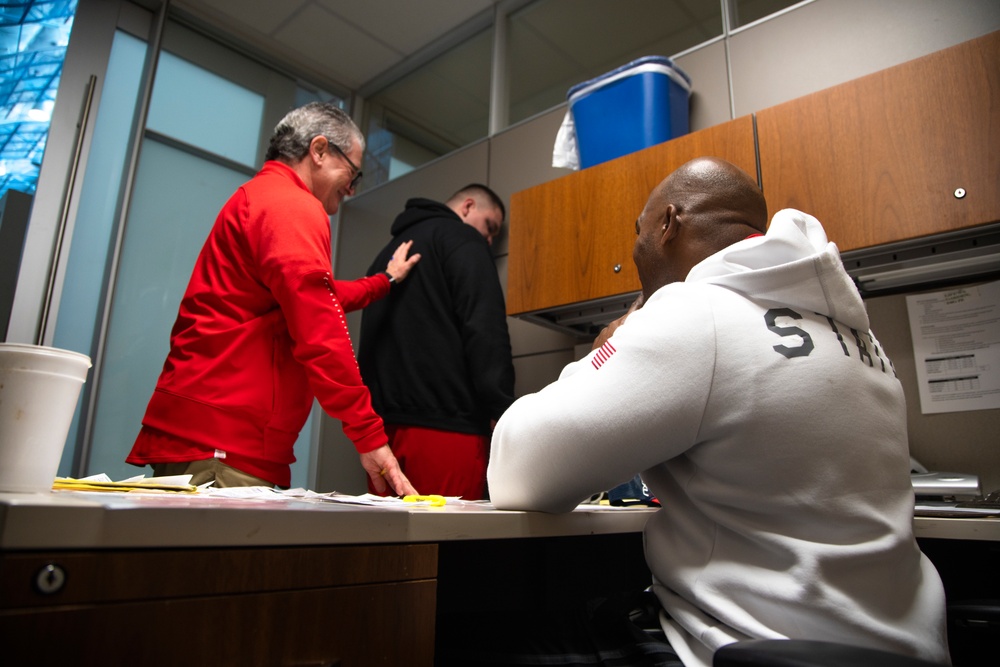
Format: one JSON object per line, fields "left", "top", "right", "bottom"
{"left": 905, "top": 280, "right": 1000, "bottom": 414}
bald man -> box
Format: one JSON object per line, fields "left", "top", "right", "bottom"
{"left": 481, "top": 158, "right": 949, "bottom": 666}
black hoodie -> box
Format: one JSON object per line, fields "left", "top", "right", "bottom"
{"left": 358, "top": 198, "right": 515, "bottom": 435}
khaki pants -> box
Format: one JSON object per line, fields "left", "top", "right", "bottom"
{"left": 152, "top": 459, "right": 273, "bottom": 488}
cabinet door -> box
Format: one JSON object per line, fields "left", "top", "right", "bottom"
{"left": 756, "top": 31, "right": 1000, "bottom": 252}
{"left": 3, "top": 580, "right": 438, "bottom": 667}
{"left": 507, "top": 116, "right": 758, "bottom": 316}
{"left": 1, "top": 544, "right": 439, "bottom": 667}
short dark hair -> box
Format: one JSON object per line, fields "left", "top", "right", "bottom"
{"left": 449, "top": 183, "right": 506, "bottom": 222}
{"left": 265, "top": 102, "right": 364, "bottom": 163}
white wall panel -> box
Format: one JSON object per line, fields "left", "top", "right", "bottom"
{"left": 673, "top": 39, "right": 731, "bottom": 131}
{"left": 729, "top": 0, "right": 1000, "bottom": 118}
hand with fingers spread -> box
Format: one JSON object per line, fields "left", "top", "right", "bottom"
{"left": 384, "top": 240, "right": 421, "bottom": 283}
{"left": 361, "top": 444, "right": 418, "bottom": 496}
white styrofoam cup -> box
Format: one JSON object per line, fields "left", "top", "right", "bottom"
{"left": 0, "top": 343, "right": 92, "bottom": 493}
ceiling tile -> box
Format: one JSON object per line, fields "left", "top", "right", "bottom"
{"left": 316, "top": 0, "right": 496, "bottom": 55}
{"left": 182, "top": 0, "right": 307, "bottom": 35}
{"left": 273, "top": 4, "right": 402, "bottom": 89}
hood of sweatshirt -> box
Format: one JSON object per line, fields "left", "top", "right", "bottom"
{"left": 390, "top": 198, "right": 460, "bottom": 236}
{"left": 686, "top": 208, "right": 870, "bottom": 331}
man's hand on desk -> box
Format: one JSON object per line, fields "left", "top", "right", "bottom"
{"left": 361, "top": 445, "right": 418, "bottom": 496}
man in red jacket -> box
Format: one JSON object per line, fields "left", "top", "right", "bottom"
{"left": 127, "top": 102, "right": 419, "bottom": 494}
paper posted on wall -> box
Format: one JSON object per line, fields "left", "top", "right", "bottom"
{"left": 905, "top": 279, "right": 1000, "bottom": 414}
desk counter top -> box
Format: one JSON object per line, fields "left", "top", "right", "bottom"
{"left": 1, "top": 491, "right": 996, "bottom": 551}
{"left": 0, "top": 491, "right": 656, "bottom": 550}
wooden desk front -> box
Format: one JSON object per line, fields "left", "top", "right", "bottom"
{"left": 0, "top": 492, "right": 653, "bottom": 667}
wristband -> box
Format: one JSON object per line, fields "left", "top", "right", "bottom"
{"left": 381, "top": 271, "right": 395, "bottom": 284}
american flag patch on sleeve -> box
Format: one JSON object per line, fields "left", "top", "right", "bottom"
{"left": 591, "top": 340, "right": 617, "bottom": 370}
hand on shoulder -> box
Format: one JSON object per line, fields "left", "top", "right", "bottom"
{"left": 385, "top": 240, "right": 421, "bottom": 282}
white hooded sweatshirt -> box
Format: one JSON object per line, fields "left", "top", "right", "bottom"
{"left": 488, "top": 209, "right": 950, "bottom": 666}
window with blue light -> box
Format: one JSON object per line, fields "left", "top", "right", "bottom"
{"left": 0, "top": 0, "right": 77, "bottom": 202}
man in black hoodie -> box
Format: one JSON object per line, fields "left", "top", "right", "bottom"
{"left": 358, "top": 184, "right": 515, "bottom": 499}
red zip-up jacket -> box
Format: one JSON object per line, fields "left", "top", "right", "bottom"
{"left": 127, "top": 161, "right": 390, "bottom": 486}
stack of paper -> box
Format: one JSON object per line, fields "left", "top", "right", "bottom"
{"left": 53, "top": 474, "right": 197, "bottom": 493}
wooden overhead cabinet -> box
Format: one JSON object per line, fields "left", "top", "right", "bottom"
{"left": 506, "top": 115, "right": 758, "bottom": 317}
{"left": 506, "top": 32, "right": 999, "bottom": 323}
{"left": 756, "top": 30, "right": 1000, "bottom": 252}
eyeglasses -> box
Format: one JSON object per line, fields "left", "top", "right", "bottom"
{"left": 326, "top": 139, "right": 363, "bottom": 190}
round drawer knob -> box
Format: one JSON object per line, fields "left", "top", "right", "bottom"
{"left": 35, "top": 563, "right": 67, "bottom": 595}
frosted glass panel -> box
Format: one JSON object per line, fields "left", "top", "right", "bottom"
{"left": 53, "top": 30, "right": 147, "bottom": 476}
{"left": 732, "top": 0, "right": 802, "bottom": 28}
{"left": 146, "top": 50, "right": 264, "bottom": 167}
{"left": 78, "top": 25, "right": 316, "bottom": 487}
{"left": 362, "top": 28, "right": 492, "bottom": 188}
{"left": 88, "top": 139, "right": 248, "bottom": 480}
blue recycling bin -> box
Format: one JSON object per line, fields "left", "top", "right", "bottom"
{"left": 568, "top": 56, "right": 692, "bottom": 169}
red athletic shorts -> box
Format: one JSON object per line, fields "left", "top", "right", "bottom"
{"left": 368, "top": 424, "right": 489, "bottom": 500}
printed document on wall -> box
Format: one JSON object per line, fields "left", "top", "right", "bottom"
{"left": 906, "top": 280, "right": 1000, "bottom": 414}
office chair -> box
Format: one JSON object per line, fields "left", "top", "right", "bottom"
{"left": 713, "top": 639, "right": 948, "bottom": 667}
